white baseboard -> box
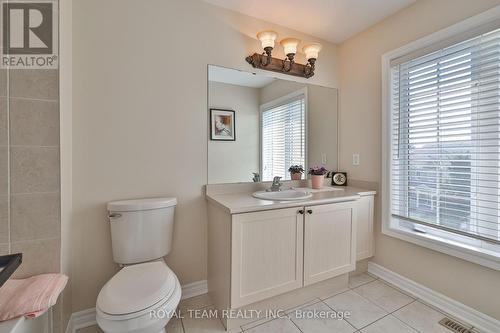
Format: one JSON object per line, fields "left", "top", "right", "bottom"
{"left": 368, "top": 262, "right": 500, "bottom": 333}
{"left": 181, "top": 279, "right": 208, "bottom": 300}
{"left": 65, "top": 280, "right": 208, "bottom": 333}
{"left": 65, "top": 308, "right": 97, "bottom": 333}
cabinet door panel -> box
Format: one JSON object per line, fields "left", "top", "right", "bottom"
{"left": 231, "top": 207, "right": 303, "bottom": 308}
{"left": 304, "top": 201, "right": 356, "bottom": 286}
{"left": 356, "top": 195, "right": 374, "bottom": 260}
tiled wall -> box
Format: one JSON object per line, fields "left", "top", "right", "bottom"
{"left": 0, "top": 68, "right": 60, "bottom": 278}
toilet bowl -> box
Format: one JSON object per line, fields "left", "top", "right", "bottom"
{"left": 96, "top": 198, "right": 181, "bottom": 333}
{"left": 96, "top": 261, "right": 181, "bottom": 333}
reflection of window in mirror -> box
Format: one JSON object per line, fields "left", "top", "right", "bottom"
{"left": 260, "top": 88, "right": 307, "bottom": 181}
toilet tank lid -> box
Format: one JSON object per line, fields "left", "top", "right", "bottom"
{"left": 108, "top": 197, "right": 177, "bottom": 212}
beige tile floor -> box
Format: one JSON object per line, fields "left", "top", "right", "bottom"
{"left": 77, "top": 273, "right": 475, "bottom": 333}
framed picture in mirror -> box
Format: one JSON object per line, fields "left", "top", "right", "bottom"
{"left": 210, "top": 109, "right": 236, "bottom": 141}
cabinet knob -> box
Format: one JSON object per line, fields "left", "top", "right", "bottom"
{"left": 298, "top": 209, "right": 304, "bottom": 215}
{"left": 307, "top": 209, "right": 313, "bottom": 214}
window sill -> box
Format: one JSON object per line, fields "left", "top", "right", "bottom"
{"left": 382, "top": 219, "right": 500, "bottom": 272}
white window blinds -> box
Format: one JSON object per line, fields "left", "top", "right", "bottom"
{"left": 391, "top": 27, "right": 500, "bottom": 244}
{"left": 261, "top": 94, "right": 306, "bottom": 182}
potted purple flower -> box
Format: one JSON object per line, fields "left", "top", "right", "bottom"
{"left": 288, "top": 165, "right": 304, "bottom": 180}
{"left": 308, "top": 165, "right": 328, "bottom": 189}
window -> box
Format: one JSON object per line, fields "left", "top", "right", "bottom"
{"left": 383, "top": 17, "right": 500, "bottom": 269}
{"left": 261, "top": 90, "right": 306, "bottom": 181}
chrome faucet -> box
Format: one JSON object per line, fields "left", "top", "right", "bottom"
{"left": 267, "top": 176, "right": 282, "bottom": 192}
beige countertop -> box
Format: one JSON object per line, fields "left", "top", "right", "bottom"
{"left": 206, "top": 185, "right": 376, "bottom": 214}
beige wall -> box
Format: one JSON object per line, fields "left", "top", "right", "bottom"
{"left": 338, "top": 0, "right": 500, "bottom": 319}
{"left": 260, "top": 80, "right": 338, "bottom": 172}
{"left": 208, "top": 82, "right": 260, "bottom": 183}
{"left": 72, "top": 0, "right": 339, "bottom": 311}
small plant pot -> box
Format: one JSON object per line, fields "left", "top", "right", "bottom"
{"left": 291, "top": 172, "right": 302, "bottom": 180}
{"left": 311, "top": 175, "right": 324, "bottom": 189}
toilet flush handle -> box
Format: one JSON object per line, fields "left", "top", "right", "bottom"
{"left": 108, "top": 213, "right": 122, "bottom": 219}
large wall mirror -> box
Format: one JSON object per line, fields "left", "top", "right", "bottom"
{"left": 207, "top": 65, "right": 338, "bottom": 184}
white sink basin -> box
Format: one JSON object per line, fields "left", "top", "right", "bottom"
{"left": 252, "top": 189, "right": 313, "bottom": 201}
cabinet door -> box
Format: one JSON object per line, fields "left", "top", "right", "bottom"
{"left": 231, "top": 207, "right": 304, "bottom": 308}
{"left": 356, "top": 195, "right": 374, "bottom": 260}
{"left": 304, "top": 201, "right": 357, "bottom": 286}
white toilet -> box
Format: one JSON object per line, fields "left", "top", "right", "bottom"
{"left": 96, "top": 197, "right": 182, "bottom": 333}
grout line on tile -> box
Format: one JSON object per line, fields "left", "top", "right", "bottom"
{"left": 216, "top": 318, "right": 226, "bottom": 333}
{"left": 289, "top": 316, "right": 305, "bottom": 333}
{"left": 390, "top": 310, "right": 421, "bottom": 333}
{"left": 241, "top": 297, "right": 324, "bottom": 331}
{"left": 348, "top": 277, "right": 376, "bottom": 290}
{"left": 180, "top": 318, "right": 186, "bottom": 333}
{"left": 10, "top": 236, "right": 61, "bottom": 245}
{"left": 355, "top": 312, "right": 393, "bottom": 332}
{"left": 8, "top": 96, "right": 59, "bottom": 103}
{"left": 319, "top": 286, "right": 351, "bottom": 301}
{"left": 6, "top": 63, "right": 10, "bottom": 253}
{"left": 375, "top": 275, "right": 474, "bottom": 329}
{"left": 240, "top": 314, "right": 275, "bottom": 331}
{"left": 353, "top": 298, "right": 417, "bottom": 333}
{"left": 316, "top": 301, "right": 359, "bottom": 333}
{"left": 285, "top": 297, "right": 323, "bottom": 314}
{"left": 9, "top": 144, "right": 60, "bottom": 148}
{"left": 320, "top": 296, "right": 368, "bottom": 330}
{"left": 371, "top": 300, "right": 422, "bottom": 333}
{"left": 10, "top": 190, "right": 61, "bottom": 196}
{"left": 324, "top": 287, "right": 405, "bottom": 331}
{"left": 351, "top": 280, "right": 416, "bottom": 310}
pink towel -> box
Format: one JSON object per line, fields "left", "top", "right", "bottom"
{"left": 0, "top": 274, "right": 68, "bottom": 321}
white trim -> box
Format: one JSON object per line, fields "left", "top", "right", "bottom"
{"left": 381, "top": 5, "right": 500, "bottom": 271}
{"left": 259, "top": 87, "right": 308, "bottom": 112}
{"left": 66, "top": 308, "right": 97, "bottom": 333}
{"left": 180, "top": 279, "right": 208, "bottom": 300}
{"left": 65, "top": 280, "right": 208, "bottom": 332}
{"left": 383, "top": 224, "right": 500, "bottom": 271}
{"left": 368, "top": 262, "right": 500, "bottom": 333}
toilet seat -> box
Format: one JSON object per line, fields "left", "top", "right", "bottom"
{"left": 97, "top": 261, "right": 178, "bottom": 320}
{"left": 96, "top": 273, "right": 181, "bottom": 333}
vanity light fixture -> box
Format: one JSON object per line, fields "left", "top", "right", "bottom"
{"left": 280, "top": 38, "right": 301, "bottom": 72}
{"left": 303, "top": 43, "right": 322, "bottom": 77}
{"left": 246, "top": 30, "right": 321, "bottom": 78}
{"left": 256, "top": 30, "right": 278, "bottom": 66}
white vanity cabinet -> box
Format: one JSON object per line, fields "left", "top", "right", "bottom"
{"left": 231, "top": 208, "right": 304, "bottom": 308}
{"left": 356, "top": 195, "right": 374, "bottom": 260}
{"left": 303, "top": 201, "right": 357, "bottom": 285}
{"left": 224, "top": 200, "right": 359, "bottom": 309}
{"left": 206, "top": 187, "right": 376, "bottom": 329}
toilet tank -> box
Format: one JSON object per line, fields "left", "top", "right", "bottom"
{"left": 107, "top": 197, "right": 177, "bottom": 265}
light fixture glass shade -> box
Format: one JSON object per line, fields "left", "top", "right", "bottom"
{"left": 303, "top": 43, "right": 322, "bottom": 60}
{"left": 280, "top": 38, "right": 301, "bottom": 55}
{"left": 257, "top": 30, "right": 278, "bottom": 49}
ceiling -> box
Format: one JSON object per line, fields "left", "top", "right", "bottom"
{"left": 209, "top": 65, "right": 276, "bottom": 88}
{"left": 204, "top": 0, "right": 416, "bottom": 43}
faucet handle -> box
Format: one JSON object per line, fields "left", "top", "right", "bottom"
{"left": 272, "top": 176, "right": 282, "bottom": 183}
